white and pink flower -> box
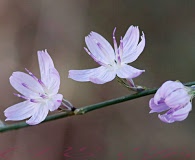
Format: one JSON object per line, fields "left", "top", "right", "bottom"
{"left": 4, "top": 50, "right": 63, "bottom": 125}
{"left": 69, "top": 25, "right": 145, "bottom": 84}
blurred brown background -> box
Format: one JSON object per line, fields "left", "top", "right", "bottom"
{"left": 0, "top": 0, "right": 195, "bottom": 159}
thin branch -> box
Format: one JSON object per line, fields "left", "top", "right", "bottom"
{"left": 74, "top": 88, "right": 157, "bottom": 114}
{"left": 0, "top": 81, "right": 194, "bottom": 133}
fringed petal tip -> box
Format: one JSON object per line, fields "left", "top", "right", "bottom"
{"left": 141, "top": 31, "right": 145, "bottom": 38}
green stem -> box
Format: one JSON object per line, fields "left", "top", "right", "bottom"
{"left": 0, "top": 81, "right": 195, "bottom": 133}
{"left": 0, "top": 112, "right": 74, "bottom": 133}
{"left": 74, "top": 88, "right": 157, "bottom": 114}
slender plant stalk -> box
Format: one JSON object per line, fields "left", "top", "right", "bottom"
{"left": 0, "top": 81, "right": 195, "bottom": 133}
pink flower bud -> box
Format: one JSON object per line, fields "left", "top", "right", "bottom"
{"left": 149, "top": 81, "right": 192, "bottom": 123}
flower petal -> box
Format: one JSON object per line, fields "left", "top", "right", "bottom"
{"left": 47, "top": 68, "right": 61, "bottom": 95}
{"left": 149, "top": 98, "right": 170, "bottom": 113}
{"left": 38, "top": 50, "right": 60, "bottom": 95}
{"left": 123, "top": 26, "right": 140, "bottom": 54}
{"left": 89, "top": 67, "right": 116, "bottom": 84}
{"left": 116, "top": 64, "right": 145, "bottom": 79}
{"left": 172, "top": 113, "right": 189, "bottom": 121}
{"left": 90, "top": 31, "right": 115, "bottom": 60}
{"left": 122, "top": 32, "right": 145, "bottom": 63}
{"left": 69, "top": 67, "right": 101, "bottom": 82}
{"left": 85, "top": 34, "right": 114, "bottom": 64}
{"left": 154, "top": 81, "right": 184, "bottom": 104}
{"left": 158, "top": 102, "right": 192, "bottom": 123}
{"left": 165, "top": 88, "right": 190, "bottom": 108}
{"left": 10, "top": 72, "right": 44, "bottom": 98}
{"left": 69, "top": 66, "right": 115, "bottom": 84}
{"left": 48, "top": 94, "right": 63, "bottom": 111}
{"left": 4, "top": 101, "right": 35, "bottom": 121}
{"left": 158, "top": 114, "right": 175, "bottom": 123}
{"left": 38, "top": 50, "right": 54, "bottom": 79}
{"left": 26, "top": 103, "right": 49, "bottom": 125}
{"left": 172, "top": 102, "right": 192, "bottom": 116}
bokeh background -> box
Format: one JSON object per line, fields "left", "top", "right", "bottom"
{"left": 0, "top": 0, "right": 195, "bottom": 159}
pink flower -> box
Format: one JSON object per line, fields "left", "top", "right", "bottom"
{"left": 149, "top": 81, "right": 192, "bottom": 123}
{"left": 69, "top": 25, "right": 145, "bottom": 84}
{"left": 4, "top": 50, "right": 63, "bottom": 125}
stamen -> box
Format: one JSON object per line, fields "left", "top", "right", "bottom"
{"left": 25, "top": 68, "right": 47, "bottom": 90}
{"left": 25, "top": 68, "right": 38, "bottom": 81}
{"left": 117, "top": 55, "right": 121, "bottom": 64}
{"left": 38, "top": 79, "right": 46, "bottom": 88}
{"left": 116, "top": 37, "right": 123, "bottom": 64}
{"left": 113, "top": 27, "right": 118, "bottom": 54}
{"left": 30, "top": 99, "right": 41, "bottom": 103}
{"left": 13, "top": 93, "right": 29, "bottom": 100}
{"left": 84, "top": 47, "right": 106, "bottom": 66}
{"left": 22, "top": 83, "right": 40, "bottom": 94}
{"left": 119, "top": 36, "right": 123, "bottom": 56}
{"left": 30, "top": 97, "right": 47, "bottom": 103}
{"left": 40, "top": 94, "right": 48, "bottom": 99}
{"left": 30, "top": 99, "right": 37, "bottom": 103}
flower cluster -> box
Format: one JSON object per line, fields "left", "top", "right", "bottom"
{"left": 3, "top": 25, "right": 194, "bottom": 126}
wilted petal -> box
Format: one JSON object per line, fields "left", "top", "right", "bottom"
{"left": 116, "top": 64, "right": 144, "bottom": 79}
{"left": 154, "top": 81, "right": 183, "bottom": 104}
{"left": 158, "top": 102, "right": 192, "bottom": 123}
{"left": 10, "top": 72, "right": 44, "bottom": 98}
{"left": 38, "top": 50, "right": 60, "bottom": 95}
{"left": 150, "top": 80, "right": 192, "bottom": 123}
{"left": 173, "top": 102, "right": 192, "bottom": 116}
{"left": 158, "top": 114, "right": 175, "bottom": 123}
{"left": 48, "top": 94, "right": 63, "bottom": 111}
{"left": 26, "top": 103, "right": 49, "bottom": 125}
{"left": 165, "top": 89, "right": 190, "bottom": 108}
{"left": 149, "top": 98, "right": 170, "bottom": 113}
{"left": 163, "top": 81, "right": 184, "bottom": 97}
{"left": 153, "top": 81, "right": 171, "bottom": 104}
{"left": 172, "top": 113, "right": 189, "bottom": 121}
{"left": 122, "top": 32, "right": 145, "bottom": 63}
{"left": 4, "top": 101, "right": 35, "bottom": 121}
